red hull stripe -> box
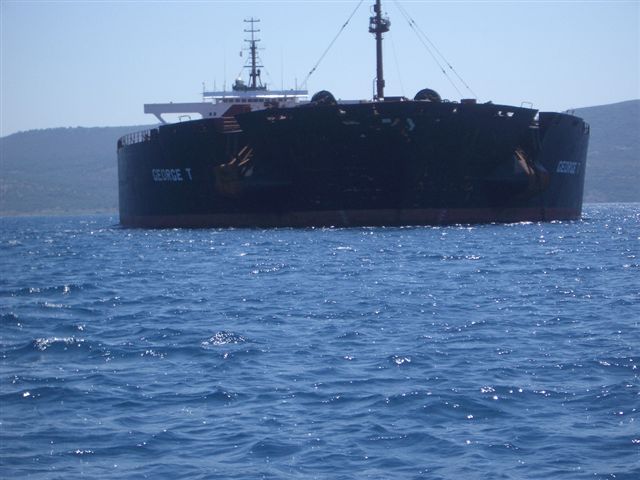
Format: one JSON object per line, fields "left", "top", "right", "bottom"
{"left": 120, "top": 207, "right": 581, "bottom": 228}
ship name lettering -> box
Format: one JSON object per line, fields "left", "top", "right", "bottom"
{"left": 152, "top": 168, "right": 193, "bottom": 182}
{"left": 556, "top": 161, "right": 578, "bottom": 175}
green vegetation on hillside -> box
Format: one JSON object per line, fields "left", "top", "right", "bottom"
{"left": 1, "top": 126, "right": 149, "bottom": 215}
{"left": 575, "top": 100, "right": 639, "bottom": 203}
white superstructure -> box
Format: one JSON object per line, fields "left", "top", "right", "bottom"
{"left": 144, "top": 79, "right": 308, "bottom": 124}
{"left": 144, "top": 18, "right": 308, "bottom": 124}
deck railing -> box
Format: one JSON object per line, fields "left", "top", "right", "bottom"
{"left": 117, "top": 129, "right": 155, "bottom": 149}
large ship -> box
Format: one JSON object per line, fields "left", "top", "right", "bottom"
{"left": 118, "top": 1, "right": 589, "bottom": 228}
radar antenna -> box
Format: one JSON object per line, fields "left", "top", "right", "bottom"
{"left": 244, "top": 17, "right": 264, "bottom": 90}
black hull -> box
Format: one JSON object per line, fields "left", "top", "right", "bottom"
{"left": 118, "top": 101, "right": 589, "bottom": 228}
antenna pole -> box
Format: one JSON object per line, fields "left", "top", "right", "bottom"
{"left": 244, "top": 18, "right": 262, "bottom": 89}
{"left": 369, "top": 0, "right": 390, "bottom": 100}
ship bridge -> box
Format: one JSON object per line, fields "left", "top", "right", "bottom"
{"left": 144, "top": 17, "right": 307, "bottom": 124}
{"left": 144, "top": 87, "right": 308, "bottom": 124}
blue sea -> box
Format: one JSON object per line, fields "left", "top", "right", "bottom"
{"left": 1, "top": 204, "right": 638, "bottom": 479}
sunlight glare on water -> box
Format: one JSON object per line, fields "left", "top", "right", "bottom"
{"left": 1, "top": 204, "right": 638, "bottom": 479}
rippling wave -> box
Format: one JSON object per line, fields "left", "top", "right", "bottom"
{"left": 1, "top": 205, "right": 638, "bottom": 479}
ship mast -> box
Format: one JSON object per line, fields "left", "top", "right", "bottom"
{"left": 369, "top": 0, "right": 390, "bottom": 100}
{"left": 244, "top": 17, "right": 263, "bottom": 89}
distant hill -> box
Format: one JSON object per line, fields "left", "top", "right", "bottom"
{"left": 0, "top": 100, "right": 638, "bottom": 215}
{"left": 574, "top": 100, "right": 639, "bottom": 203}
{"left": 0, "top": 125, "right": 150, "bottom": 215}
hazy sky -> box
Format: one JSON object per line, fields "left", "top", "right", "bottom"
{"left": 1, "top": 0, "right": 638, "bottom": 136}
